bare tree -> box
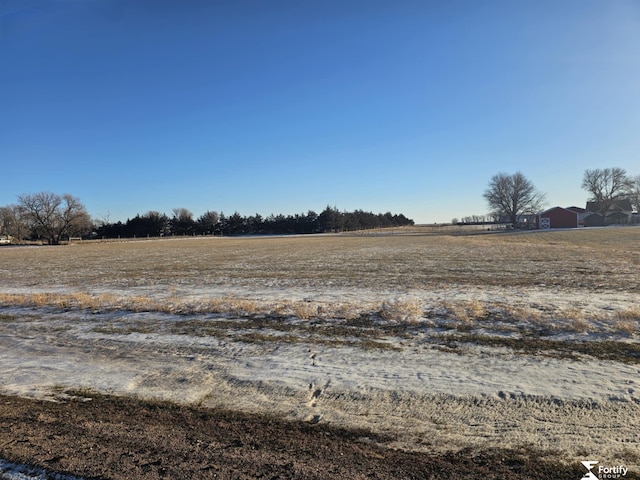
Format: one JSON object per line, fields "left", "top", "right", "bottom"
{"left": 581, "top": 168, "right": 633, "bottom": 214}
{"left": 17, "top": 192, "right": 92, "bottom": 244}
{"left": 628, "top": 174, "right": 640, "bottom": 213}
{"left": 171, "top": 207, "right": 196, "bottom": 235}
{"left": 0, "top": 205, "right": 30, "bottom": 241}
{"left": 483, "top": 172, "right": 545, "bottom": 227}
{"left": 94, "top": 211, "right": 111, "bottom": 229}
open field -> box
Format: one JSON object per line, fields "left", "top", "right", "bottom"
{"left": 1, "top": 226, "right": 639, "bottom": 478}
{"left": 3, "top": 226, "right": 640, "bottom": 293}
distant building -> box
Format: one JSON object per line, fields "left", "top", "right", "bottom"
{"left": 583, "top": 212, "right": 605, "bottom": 227}
{"left": 537, "top": 207, "right": 579, "bottom": 229}
{"left": 585, "top": 199, "right": 633, "bottom": 225}
{"left": 565, "top": 206, "right": 589, "bottom": 226}
{"left": 532, "top": 199, "right": 637, "bottom": 229}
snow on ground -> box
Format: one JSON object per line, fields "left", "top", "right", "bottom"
{"left": 0, "top": 297, "right": 638, "bottom": 468}
{"left": 2, "top": 233, "right": 639, "bottom": 476}
{"left": 0, "top": 459, "right": 85, "bottom": 480}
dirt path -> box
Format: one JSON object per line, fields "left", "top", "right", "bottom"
{"left": 0, "top": 393, "right": 591, "bottom": 480}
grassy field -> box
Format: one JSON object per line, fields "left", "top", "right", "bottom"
{"left": 2, "top": 226, "right": 639, "bottom": 291}
{"left": 1, "top": 227, "right": 640, "bottom": 476}
{"left": 1, "top": 226, "right": 639, "bottom": 325}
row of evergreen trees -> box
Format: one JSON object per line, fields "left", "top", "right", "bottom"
{"left": 95, "top": 206, "right": 414, "bottom": 238}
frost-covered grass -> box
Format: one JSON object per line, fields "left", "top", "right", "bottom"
{"left": 1, "top": 228, "right": 640, "bottom": 470}
{"left": 1, "top": 227, "right": 639, "bottom": 293}
{"left": 1, "top": 228, "right": 639, "bottom": 341}
{"left": 0, "top": 291, "right": 638, "bottom": 338}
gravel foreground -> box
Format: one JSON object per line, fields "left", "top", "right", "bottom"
{"left": 0, "top": 393, "right": 601, "bottom": 480}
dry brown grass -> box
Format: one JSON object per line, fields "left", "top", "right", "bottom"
{"left": 610, "top": 307, "right": 640, "bottom": 335}
{"left": 292, "top": 302, "right": 318, "bottom": 320}
{"left": 440, "top": 300, "right": 488, "bottom": 324}
{"left": 2, "top": 290, "right": 638, "bottom": 339}
{"left": 379, "top": 298, "right": 423, "bottom": 322}
{"left": 613, "top": 319, "right": 638, "bottom": 335}
{"left": 1, "top": 227, "right": 639, "bottom": 293}
{"left": 617, "top": 307, "right": 640, "bottom": 321}
{"left": 1, "top": 228, "right": 639, "bottom": 335}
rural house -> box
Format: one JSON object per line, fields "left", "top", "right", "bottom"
{"left": 584, "top": 199, "right": 633, "bottom": 226}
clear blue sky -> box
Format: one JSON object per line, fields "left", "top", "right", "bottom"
{"left": 2, "top": 1, "right": 639, "bottom": 224}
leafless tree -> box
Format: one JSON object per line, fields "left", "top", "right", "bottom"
{"left": 581, "top": 167, "right": 633, "bottom": 214}
{"left": 171, "top": 207, "right": 196, "bottom": 235}
{"left": 483, "top": 172, "right": 546, "bottom": 227}
{"left": 172, "top": 208, "right": 194, "bottom": 225}
{"left": 0, "top": 205, "right": 30, "bottom": 241}
{"left": 628, "top": 174, "right": 640, "bottom": 213}
{"left": 17, "top": 192, "right": 92, "bottom": 244}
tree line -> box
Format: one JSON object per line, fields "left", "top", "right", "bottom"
{"left": 0, "top": 194, "right": 414, "bottom": 244}
{"left": 95, "top": 207, "right": 414, "bottom": 239}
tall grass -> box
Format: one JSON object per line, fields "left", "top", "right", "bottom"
{"left": 1, "top": 292, "right": 638, "bottom": 335}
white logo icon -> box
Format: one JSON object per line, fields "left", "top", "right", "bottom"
{"left": 582, "top": 461, "right": 599, "bottom": 480}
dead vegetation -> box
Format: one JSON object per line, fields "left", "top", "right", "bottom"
{"left": 1, "top": 228, "right": 639, "bottom": 348}
{"left": 1, "top": 227, "right": 639, "bottom": 475}
{"left": 1, "top": 291, "right": 637, "bottom": 338}
{"left": 1, "top": 227, "right": 639, "bottom": 294}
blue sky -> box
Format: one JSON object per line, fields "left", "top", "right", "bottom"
{"left": 1, "top": 1, "right": 639, "bottom": 224}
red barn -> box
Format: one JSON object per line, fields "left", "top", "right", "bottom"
{"left": 538, "top": 207, "right": 579, "bottom": 229}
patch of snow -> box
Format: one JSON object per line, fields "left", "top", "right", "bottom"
{"left": 0, "top": 459, "right": 85, "bottom": 480}
{"left": 0, "top": 299, "right": 638, "bottom": 468}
